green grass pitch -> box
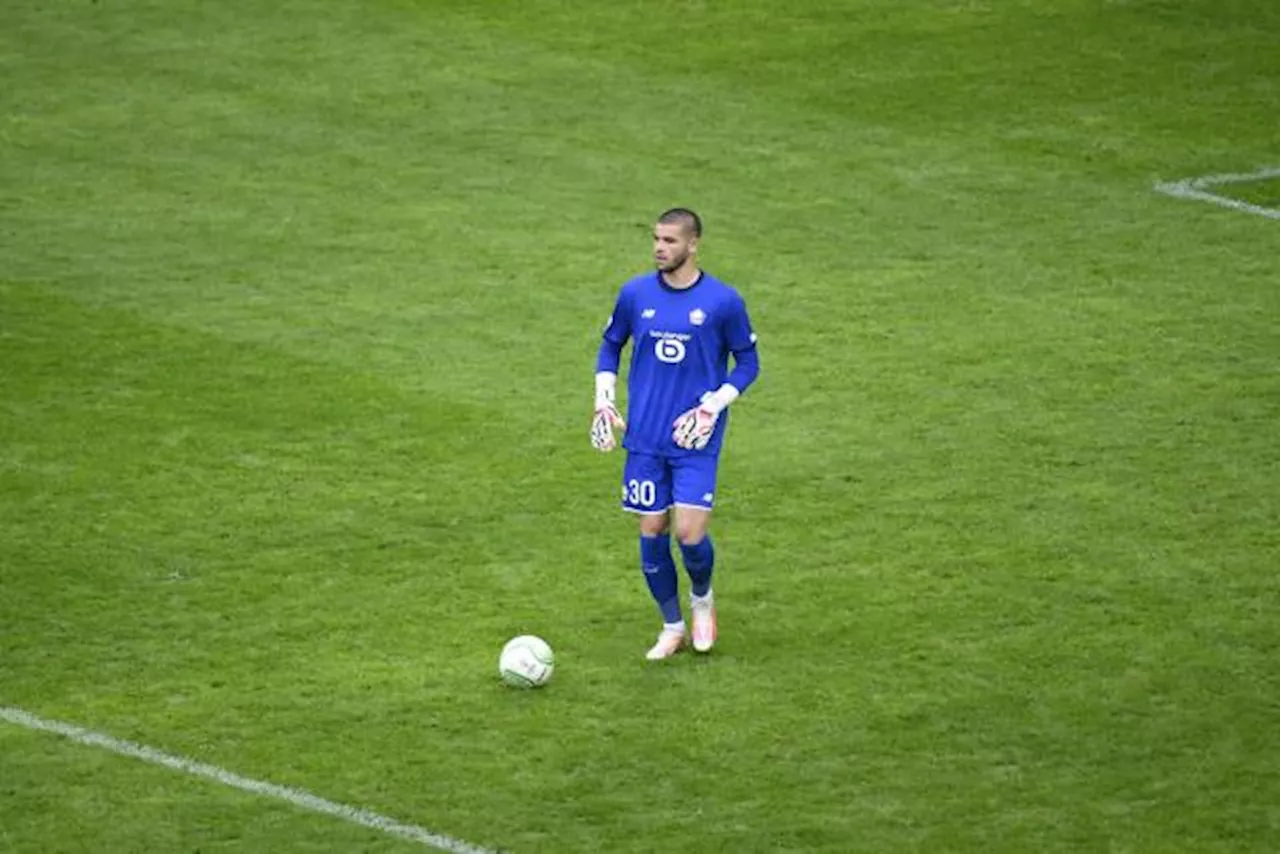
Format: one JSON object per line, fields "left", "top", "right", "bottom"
{"left": 2, "top": 1, "right": 1279, "bottom": 851}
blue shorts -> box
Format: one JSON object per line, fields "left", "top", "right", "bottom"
{"left": 621, "top": 452, "right": 719, "bottom": 514}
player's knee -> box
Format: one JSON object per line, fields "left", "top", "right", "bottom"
{"left": 674, "top": 518, "right": 708, "bottom": 545}
{"left": 638, "top": 513, "right": 669, "bottom": 537}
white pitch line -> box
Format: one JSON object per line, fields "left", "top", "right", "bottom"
{"left": 0, "top": 706, "right": 499, "bottom": 854}
{"left": 1154, "top": 166, "right": 1280, "bottom": 220}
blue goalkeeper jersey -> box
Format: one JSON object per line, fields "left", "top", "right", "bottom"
{"left": 601, "top": 271, "right": 758, "bottom": 457}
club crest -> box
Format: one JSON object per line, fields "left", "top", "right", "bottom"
{"left": 689, "top": 308, "right": 706, "bottom": 326}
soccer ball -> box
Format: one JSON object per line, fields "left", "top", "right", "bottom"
{"left": 498, "top": 635, "right": 555, "bottom": 688}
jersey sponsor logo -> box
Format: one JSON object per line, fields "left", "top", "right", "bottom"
{"left": 689, "top": 309, "right": 706, "bottom": 326}
{"left": 648, "top": 329, "right": 691, "bottom": 364}
{"left": 647, "top": 330, "right": 691, "bottom": 342}
{"left": 655, "top": 337, "right": 686, "bottom": 363}
{"left": 641, "top": 308, "right": 656, "bottom": 319}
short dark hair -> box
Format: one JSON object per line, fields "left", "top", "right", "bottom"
{"left": 657, "top": 207, "right": 702, "bottom": 237}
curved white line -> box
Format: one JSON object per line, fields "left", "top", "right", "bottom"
{"left": 1154, "top": 167, "right": 1280, "bottom": 220}
{"left": 0, "top": 706, "right": 500, "bottom": 854}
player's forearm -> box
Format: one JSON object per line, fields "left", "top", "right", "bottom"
{"left": 595, "top": 370, "right": 617, "bottom": 404}
{"left": 724, "top": 346, "right": 760, "bottom": 398}
{"left": 596, "top": 337, "right": 623, "bottom": 375}
{"left": 697, "top": 349, "right": 759, "bottom": 417}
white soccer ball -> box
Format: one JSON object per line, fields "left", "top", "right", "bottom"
{"left": 498, "top": 635, "right": 555, "bottom": 688}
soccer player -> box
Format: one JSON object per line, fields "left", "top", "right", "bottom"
{"left": 591, "top": 208, "right": 761, "bottom": 660}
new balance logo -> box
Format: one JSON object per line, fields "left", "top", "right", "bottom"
{"left": 641, "top": 308, "right": 656, "bottom": 319}
{"left": 702, "top": 493, "right": 714, "bottom": 503}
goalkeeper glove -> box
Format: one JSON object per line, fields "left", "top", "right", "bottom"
{"left": 672, "top": 384, "right": 740, "bottom": 450}
{"left": 591, "top": 372, "right": 626, "bottom": 452}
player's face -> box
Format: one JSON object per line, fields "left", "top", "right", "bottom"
{"left": 653, "top": 223, "right": 697, "bottom": 272}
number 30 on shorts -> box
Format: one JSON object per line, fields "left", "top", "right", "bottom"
{"left": 623, "top": 479, "right": 657, "bottom": 507}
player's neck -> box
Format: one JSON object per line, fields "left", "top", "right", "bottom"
{"left": 661, "top": 265, "right": 701, "bottom": 290}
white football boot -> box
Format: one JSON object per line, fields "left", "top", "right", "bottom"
{"left": 645, "top": 625, "right": 687, "bottom": 660}
{"left": 690, "top": 592, "right": 717, "bottom": 653}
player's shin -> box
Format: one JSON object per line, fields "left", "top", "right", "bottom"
{"left": 681, "top": 535, "right": 717, "bottom": 653}
{"left": 640, "top": 533, "right": 682, "bottom": 626}
{"left": 679, "top": 535, "right": 715, "bottom": 598}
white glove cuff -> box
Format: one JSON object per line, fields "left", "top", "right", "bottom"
{"left": 595, "top": 371, "right": 617, "bottom": 407}
{"left": 701, "top": 383, "right": 740, "bottom": 415}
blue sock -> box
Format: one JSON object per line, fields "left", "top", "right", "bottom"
{"left": 679, "top": 536, "right": 715, "bottom": 598}
{"left": 640, "top": 534, "right": 682, "bottom": 624}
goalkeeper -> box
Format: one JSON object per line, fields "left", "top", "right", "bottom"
{"left": 591, "top": 208, "right": 761, "bottom": 660}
